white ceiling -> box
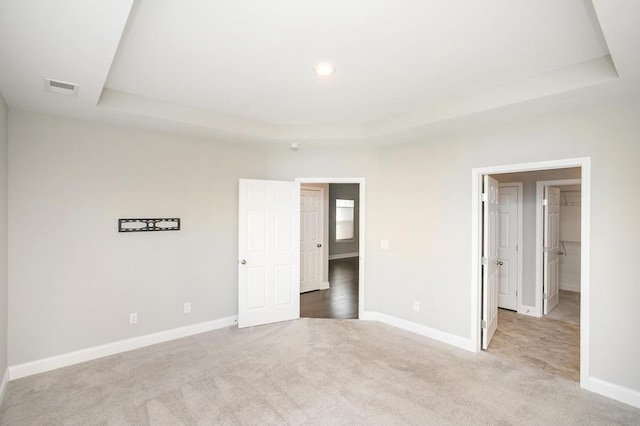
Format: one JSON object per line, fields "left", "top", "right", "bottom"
{"left": 0, "top": 0, "right": 638, "bottom": 143}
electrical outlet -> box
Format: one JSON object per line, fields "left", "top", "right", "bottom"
{"left": 129, "top": 312, "right": 138, "bottom": 324}
{"left": 184, "top": 302, "right": 192, "bottom": 314}
{"left": 413, "top": 301, "right": 420, "bottom": 312}
{"left": 380, "top": 240, "right": 389, "bottom": 250}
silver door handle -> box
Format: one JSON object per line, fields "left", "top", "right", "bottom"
{"left": 240, "top": 259, "right": 246, "bottom": 265}
{"left": 497, "top": 260, "right": 504, "bottom": 266}
{"left": 317, "top": 244, "right": 322, "bottom": 248}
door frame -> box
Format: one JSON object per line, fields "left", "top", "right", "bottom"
{"left": 497, "top": 182, "right": 524, "bottom": 313}
{"left": 535, "top": 179, "right": 581, "bottom": 317}
{"left": 471, "top": 157, "right": 590, "bottom": 389}
{"left": 295, "top": 177, "right": 365, "bottom": 319}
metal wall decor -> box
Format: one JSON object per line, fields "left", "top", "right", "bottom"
{"left": 119, "top": 218, "right": 181, "bottom": 233}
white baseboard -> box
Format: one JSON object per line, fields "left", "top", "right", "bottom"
{"left": 329, "top": 252, "right": 359, "bottom": 260}
{"left": 588, "top": 377, "right": 640, "bottom": 409}
{"left": 9, "top": 315, "right": 238, "bottom": 381}
{"left": 0, "top": 368, "right": 8, "bottom": 406}
{"left": 559, "top": 283, "right": 581, "bottom": 293}
{"left": 361, "top": 311, "right": 475, "bottom": 352}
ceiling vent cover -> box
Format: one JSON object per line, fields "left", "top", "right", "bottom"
{"left": 44, "top": 78, "right": 79, "bottom": 95}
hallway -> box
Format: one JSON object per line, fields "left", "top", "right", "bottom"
{"left": 300, "top": 257, "right": 359, "bottom": 319}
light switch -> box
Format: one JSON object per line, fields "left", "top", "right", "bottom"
{"left": 380, "top": 240, "right": 389, "bottom": 250}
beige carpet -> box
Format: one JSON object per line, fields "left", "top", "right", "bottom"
{"left": 1, "top": 319, "right": 639, "bottom": 425}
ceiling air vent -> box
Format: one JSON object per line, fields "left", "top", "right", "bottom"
{"left": 44, "top": 78, "right": 79, "bottom": 95}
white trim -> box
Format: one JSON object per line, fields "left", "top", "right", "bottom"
{"left": 535, "top": 178, "right": 581, "bottom": 318}
{"left": 0, "top": 368, "right": 8, "bottom": 405}
{"left": 329, "top": 252, "right": 359, "bottom": 260}
{"left": 9, "top": 316, "right": 237, "bottom": 381}
{"left": 588, "top": 377, "right": 640, "bottom": 409}
{"left": 470, "top": 157, "right": 591, "bottom": 392}
{"left": 517, "top": 304, "right": 538, "bottom": 317}
{"left": 559, "top": 283, "right": 581, "bottom": 293}
{"left": 498, "top": 182, "right": 523, "bottom": 314}
{"left": 296, "top": 177, "right": 365, "bottom": 319}
{"left": 362, "top": 311, "right": 475, "bottom": 352}
{"left": 319, "top": 281, "right": 330, "bottom": 290}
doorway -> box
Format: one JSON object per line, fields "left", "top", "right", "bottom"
{"left": 300, "top": 183, "right": 361, "bottom": 319}
{"left": 471, "top": 157, "right": 590, "bottom": 388}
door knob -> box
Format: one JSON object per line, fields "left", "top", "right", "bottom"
{"left": 317, "top": 244, "right": 322, "bottom": 248}
{"left": 240, "top": 259, "right": 247, "bottom": 265}
{"left": 497, "top": 260, "right": 504, "bottom": 266}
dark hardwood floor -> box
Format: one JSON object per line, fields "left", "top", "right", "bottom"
{"left": 300, "top": 257, "right": 359, "bottom": 319}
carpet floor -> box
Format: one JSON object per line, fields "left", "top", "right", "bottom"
{"left": 1, "top": 319, "right": 639, "bottom": 425}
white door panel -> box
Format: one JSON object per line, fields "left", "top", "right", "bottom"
{"left": 544, "top": 186, "right": 561, "bottom": 315}
{"left": 482, "top": 175, "right": 499, "bottom": 350}
{"left": 300, "top": 188, "right": 324, "bottom": 293}
{"left": 239, "top": 179, "right": 300, "bottom": 328}
{"left": 497, "top": 186, "right": 519, "bottom": 311}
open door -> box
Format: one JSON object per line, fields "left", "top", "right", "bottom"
{"left": 238, "top": 179, "right": 300, "bottom": 328}
{"left": 543, "top": 186, "right": 561, "bottom": 314}
{"left": 300, "top": 187, "right": 324, "bottom": 292}
{"left": 482, "top": 175, "right": 500, "bottom": 349}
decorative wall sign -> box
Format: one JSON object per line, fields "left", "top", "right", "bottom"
{"left": 119, "top": 218, "right": 181, "bottom": 232}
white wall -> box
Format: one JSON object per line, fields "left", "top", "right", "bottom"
{"left": 493, "top": 169, "right": 581, "bottom": 307}
{"left": 7, "top": 110, "right": 270, "bottom": 365}
{"left": 0, "top": 92, "right": 8, "bottom": 388}
{"left": 369, "top": 100, "right": 640, "bottom": 392}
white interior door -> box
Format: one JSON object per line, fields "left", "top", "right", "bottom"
{"left": 497, "top": 185, "right": 518, "bottom": 311}
{"left": 544, "top": 186, "right": 561, "bottom": 315}
{"left": 238, "top": 179, "right": 300, "bottom": 328}
{"left": 482, "top": 175, "right": 499, "bottom": 350}
{"left": 300, "top": 188, "right": 324, "bottom": 293}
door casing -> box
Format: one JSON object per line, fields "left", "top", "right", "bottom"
{"left": 471, "top": 157, "right": 590, "bottom": 390}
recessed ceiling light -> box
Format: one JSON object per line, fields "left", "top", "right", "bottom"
{"left": 313, "top": 62, "right": 335, "bottom": 79}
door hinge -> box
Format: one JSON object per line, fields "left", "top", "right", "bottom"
{"left": 481, "top": 320, "right": 487, "bottom": 329}
{"left": 543, "top": 292, "right": 547, "bottom": 299}
{"left": 543, "top": 246, "right": 549, "bottom": 253}
{"left": 543, "top": 199, "right": 548, "bottom": 206}
{"left": 481, "top": 192, "right": 488, "bottom": 202}
{"left": 481, "top": 256, "right": 488, "bottom": 265}
{"left": 516, "top": 244, "right": 518, "bottom": 252}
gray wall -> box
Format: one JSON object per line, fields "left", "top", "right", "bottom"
{"left": 329, "top": 183, "right": 360, "bottom": 257}
{"left": 494, "top": 168, "right": 581, "bottom": 307}
{"left": 0, "top": 92, "right": 7, "bottom": 385}
{"left": 6, "top": 98, "right": 640, "bottom": 395}
{"left": 8, "top": 110, "right": 269, "bottom": 364}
